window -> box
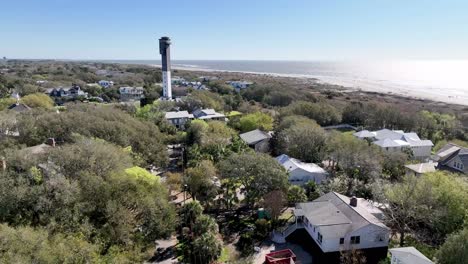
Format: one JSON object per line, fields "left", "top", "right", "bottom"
{"left": 318, "top": 232, "right": 323, "bottom": 244}
{"left": 350, "top": 236, "right": 360, "bottom": 244}
{"left": 340, "top": 238, "right": 344, "bottom": 244}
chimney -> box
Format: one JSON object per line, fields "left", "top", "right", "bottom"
{"left": 46, "top": 138, "right": 56, "bottom": 147}
{"left": 350, "top": 196, "right": 358, "bottom": 207}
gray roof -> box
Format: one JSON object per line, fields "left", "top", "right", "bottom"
{"left": 276, "top": 154, "right": 327, "bottom": 174}
{"left": 435, "top": 143, "right": 468, "bottom": 169}
{"left": 389, "top": 247, "right": 433, "bottom": 264}
{"left": 297, "top": 192, "right": 388, "bottom": 238}
{"left": 21, "top": 143, "right": 52, "bottom": 155}
{"left": 353, "top": 130, "right": 374, "bottom": 138}
{"left": 405, "top": 163, "right": 437, "bottom": 174}
{"left": 8, "top": 103, "right": 31, "bottom": 112}
{"left": 374, "top": 138, "right": 407, "bottom": 148}
{"left": 165, "top": 111, "right": 194, "bottom": 119}
{"left": 240, "top": 129, "right": 271, "bottom": 145}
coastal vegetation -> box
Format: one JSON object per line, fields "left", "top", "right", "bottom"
{"left": 0, "top": 60, "right": 467, "bottom": 263}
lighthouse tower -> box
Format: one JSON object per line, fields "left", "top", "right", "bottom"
{"left": 159, "top": 36, "right": 172, "bottom": 100}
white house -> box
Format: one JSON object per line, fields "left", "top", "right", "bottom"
{"left": 98, "top": 80, "right": 114, "bottom": 88}
{"left": 274, "top": 192, "right": 390, "bottom": 254}
{"left": 276, "top": 154, "right": 328, "bottom": 185}
{"left": 433, "top": 143, "right": 468, "bottom": 174}
{"left": 227, "top": 80, "right": 253, "bottom": 91}
{"left": 165, "top": 111, "right": 194, "bottom": 129}
{"left": 192, "top": 108, "right": 226, "bottom": 121}
{"left": 119, "top": 87, "right": 145, "bottom": 101}
{"left": 354, "top": 129, "right": 433, "bottom": 159}
{"left": 239, "top": 129, "right": 271, "bottom": 153}
{"left": 389, "top": 247, "right": 433, "bottom": 264}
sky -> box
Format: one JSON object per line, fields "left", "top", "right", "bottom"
{"left": 1, "top": 0, "right": 468, "bottom": 60}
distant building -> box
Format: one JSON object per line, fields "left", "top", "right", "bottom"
{"left": 119, "top": 86, "right": 145, "bottom": 101}
{"left": 239, "top": 129, "right": 271, "bottom": 153}
{"left": 276, "top": 154, "right": 328, "bottom": 185}
{"left": 192, "top": 108, "right": 226, "bottom": 121}
{"left": 389, "top": 247, "right": 433, "bottom": 264}
{"left": 198, "top": 76, "right": 219, "bottom": 82}
{"left": 8, "top": 103, "right": 31, "bottom": 112}
{"left": 227, "top": 80, "right": 253, "bottom": 91}
{"left": 433, "top": 143, "right": 467, "bottom": 174}
{"left": 171, "top": 76, "right": 185, "bottom": 85}
{"left": 95, "top": 69, "right": 109, "bottom": 76}
{"left": 165, "top": 111, "right": 194, "bottom": 129}
{"left": 35, "top": 80, "right": 48, "bottom": 85}
{"left": 354, "top": 129, "right": 433, "bottom": 160}
{"left": 47, "top": 84, "right": 88, "bottom": 99}
{"left": 273, "top": 192, "right": 389, "bottom": 258}
{"left": 405, "top": 162, "right": 437, "bottom": 177}
{"left": 98, "top": 80, "right": 114, "bottom": 88}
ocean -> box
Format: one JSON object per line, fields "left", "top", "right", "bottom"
{"left": 100, "top": 60, "right": 468, "bottom": 106}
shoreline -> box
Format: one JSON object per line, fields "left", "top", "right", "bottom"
{"left": 147, "top": 64, "right": 468, "bottom": 107}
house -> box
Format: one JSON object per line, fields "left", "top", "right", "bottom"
{"left": 198, "top": 76, "right": 219, "bottom": 82}
{"left": 192, "top": 108, "right": 226, "bottom": 121}
{"left": 119, "top": 86, "right": 145, "bottom": 101}
{"left": 227, "top": 80, "right": 253, "bottom": 91}
{"left": 47, "top": 84, "right": 88, "bottom": 99}
{"left": 165, "top": 111, "right": 194, "bottom": 129}
{"left": 171, "top": 76, "right": 186, "bottom": 85}
{"left": 389, "top": 247, "right": 433, "bottom": 264}
{"left": 276, "top": 154, "right": 328, "bottom": 185}
{"left": 8, "top": 103, "right": 31, "bottom": 112}
{"left": 353, "top": 129, "right": 433, "bottom": 159}
{"left": 239, "top": 129, "right": 271, "bottom": 153}
{"left": 404, "top": 162, "right": 437, "bottom": 177}
{"left": 98, "top": 80, "right": 114, "bottom": 88}
{"left": 274, "top": 192, "right": 389, "bottom": 258}
{"left": 433, "top": 143, "right": 468, "bottom": 174}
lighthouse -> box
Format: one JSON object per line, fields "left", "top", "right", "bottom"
{"left": 159, "top": 36, "right": 172, "bottom": 100}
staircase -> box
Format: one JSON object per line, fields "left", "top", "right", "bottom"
{"left": 271, "top": 223, "right": 304, "bottom": 244}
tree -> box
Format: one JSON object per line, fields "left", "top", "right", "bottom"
{"left": 304, "top": 181, "right": 320, "bottom": 201}
{"left": 277, "top": 121, "right": 327, "bottom": 163}
{"left": 382, "top": 172, "right": 468, "bottom": 246}
{"left": 381, "top": 152, "right": 407, "bottom": 181}
{"left": 21, "top": 93, "right": 54, "bottom": 109}
{"left": 435, "top": 227, "right": 468, "bottom": 264}
{"left": 239, "top": 112, "right": 274, "bottom": 133}
{"left": 287, "top": 185, "right": 307, "bottom": 205}
{"left": 218, "top": 153, "right": 289, "bottom": 206}
{"left": 263, "top": 190, "right": 286, "bottom": 221}
{"left": 192, "top": 214, "right": 219, "bottom": 237}
{"left": 16, "top": 105, "right": 168, "bottom": 166}
{"left": 184, "top": 160, "right": 218, "bottom": 202}
{"left": 191, "top": 232, "right": 223, "bottom": 264}
{"left": 280, "top": 101, "right": 341, "bottom": 126}
{"left": 327, "top": 132, "right": 382, "bottom": 197}
{"left": 180, "top": 201, "right": 204, "bottom": 228}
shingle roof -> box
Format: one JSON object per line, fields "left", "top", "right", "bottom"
{"left": 240, "top": 129, "right": 271, "bottom": 145}
{"left": 353, "top": 130, "right": 375, "bottom": 138}
{"left": 165, "top": 111, "right": 194, "bottom": 119}
{"left": 8, "top": 103, "right": 31, "bottom": 112}
{"left": 297, "top": 192, "right": 389, "bottom": 238}
{"left": 276, "top": 154, "right": 327, "bottom": 174}
{"left": 435, "top": 143, "right": 468, "bottom": 170}
{"left": 389, "top": 247, "right": 433, "bottom": 264}
{"left": 405, "top": 163, "right": 437, "bottom": 174}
